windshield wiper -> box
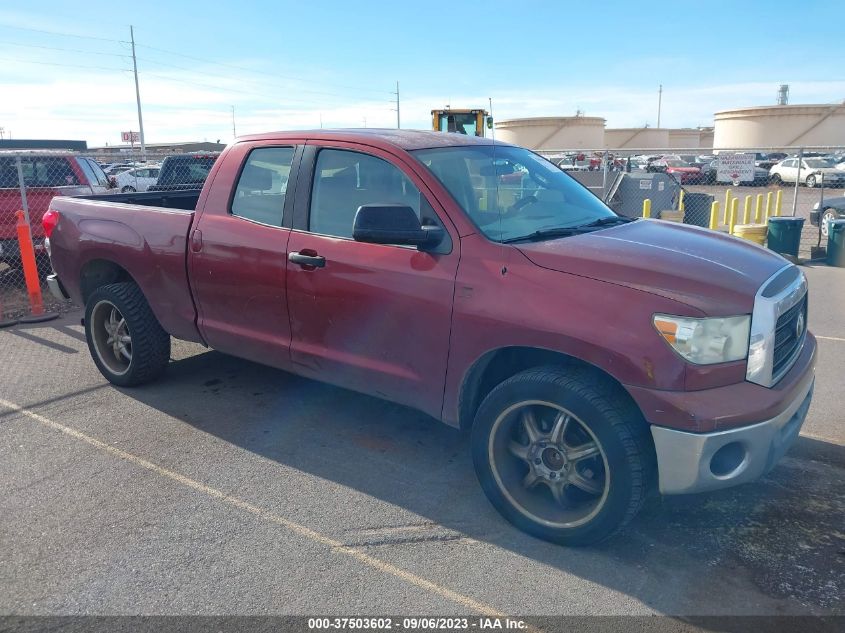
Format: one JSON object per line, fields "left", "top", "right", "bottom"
{"left": 501, "top": 216, "right": 635, "bottom": 244}
{"left": 501, "top": 227, "right": 589, "bottom": 243}
{"left": 574, "top": 215, "right": 635, "bottom": 229}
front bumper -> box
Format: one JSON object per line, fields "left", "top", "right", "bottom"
{"left": 650, "top": 375, "right": 814, "bottom": 495}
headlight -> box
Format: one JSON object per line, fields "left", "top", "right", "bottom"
{"left": 653, "top": 314, "right": 750, "bottom": 365}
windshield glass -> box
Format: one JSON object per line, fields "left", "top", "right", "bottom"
{"left": 665, "top": 160, "right": 688, "bottom": 167}
{"left": 804, "top": 159, "right": 834, "bottom": 169}
{"left": 413, "top": 145, "right": 615, "bottom": 242}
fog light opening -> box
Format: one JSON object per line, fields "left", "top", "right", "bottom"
{"left": 710, "top": 442, "right": 746, "bottom": 478}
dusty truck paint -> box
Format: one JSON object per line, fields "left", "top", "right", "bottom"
{"left": 45, "top": 129, "right": 816, "bottom": 545}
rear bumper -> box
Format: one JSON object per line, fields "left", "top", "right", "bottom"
{"left": 651, "top": 377, "right": 813, "bottom": 494}
{"left": 46, "top": 273, "right": 70, "bottom": 301}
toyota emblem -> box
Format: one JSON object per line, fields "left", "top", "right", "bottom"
{"left": 795, "top": 311, "right": 805, "bottom": 339}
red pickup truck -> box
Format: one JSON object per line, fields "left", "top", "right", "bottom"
{"left": 43, "top": 130, "right": 816, "bottom": 545}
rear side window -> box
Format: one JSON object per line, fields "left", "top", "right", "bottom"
{"left": 231, "top": 147, "right": 295, "bottom": 227}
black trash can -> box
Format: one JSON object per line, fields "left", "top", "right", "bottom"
{"left": 767, "top": 217, "right": 805, "bottom": 258}
{"left": 827, "top": 219, "right": 845, "bottom": 267}
{"left": 682, "top": 193, "right": 714, "bottom": 228}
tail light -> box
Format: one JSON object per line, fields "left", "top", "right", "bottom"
{"left": 42, "top": 209, "right": 60, "bottom": 238}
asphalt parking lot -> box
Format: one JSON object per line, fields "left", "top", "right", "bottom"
{"left": 0, "top": 266, "right": 843, "bottom": 622}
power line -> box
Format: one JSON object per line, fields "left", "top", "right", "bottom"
{"left": 134, "top": 42, "right": 389, "bottom": 97}
{"left": 137, "top": 56, "right": 389, "bottom": 101}
{"left": 1, "top": 40, "right": 131, "bottom": 58}
{"left": 0, "top": 56, "right": 130, "bottom": 72}
{"left": 0, "top": 23, "right": 127, "bottom": 44}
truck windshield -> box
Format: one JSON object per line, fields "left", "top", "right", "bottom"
{"left": 413, "top": 145, "right": 616, "bottom": 243}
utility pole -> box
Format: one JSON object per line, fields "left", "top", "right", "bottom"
{"left": 657, "top": 84, "right": 663, "bottom": 128}
{"left": 395, "top": 81, "right": 400, "bottom": 129}
{"left": 129, "top": 26, "right": 147, "bottom": 160}
{"left": 488, "top": 97, "right": 495, "bottom": 141}
{"left": 231, "top": 106, "right": 237, "bottom": 139}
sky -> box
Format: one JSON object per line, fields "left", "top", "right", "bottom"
{"left": 1, "top": 0, "right": 843, "bottom": 146}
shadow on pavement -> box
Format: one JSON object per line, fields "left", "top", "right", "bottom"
{"left": 115, "top": 348, "right": 844, "bottom": 618}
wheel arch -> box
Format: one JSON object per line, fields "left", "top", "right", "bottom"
{"left": 457, "top": 346, "right": 641, "bottom": 432}
{"left": 79, "top": 259, "right": 137, "bottom": 305}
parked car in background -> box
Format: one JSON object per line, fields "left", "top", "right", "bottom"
{"left": 115, "top": 165, "right": 161, "bottom": 192}
{"left": 810, "top": 196, "right": 845, "bottom": 237}
{"left": 648, "top": 159, "right": 702, "bottom": 183}
{"left": 147, "top": 153, "right": 220, "bottom": 192}
{"left": 770, "top": 158, "right": 845, "bottom": 188}
{"left": 104, "top": 163, "right": 136, "bottom": 176}
{"left": 0, "top": 152, "right": 112, "bottom": 275}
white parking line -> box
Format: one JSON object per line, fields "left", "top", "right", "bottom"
{"left": 0, "top": 396, "right": 507, "bottom": 618}
{"left": 816, "top": 335, "right": 845, "bottom": 342}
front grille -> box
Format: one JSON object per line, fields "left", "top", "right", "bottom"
{"left": 772, "top": 293, "right": 807, "bottom": 377}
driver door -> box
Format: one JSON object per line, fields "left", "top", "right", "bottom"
{"left": 285, "top": 142, "right": 459, "bottom": 419}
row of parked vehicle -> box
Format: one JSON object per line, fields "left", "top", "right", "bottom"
{"left": 0, "top": 151, "right": 220, "bottom": 276}
{"left": 553, "top": 151, "right": 845, "bottom": 188}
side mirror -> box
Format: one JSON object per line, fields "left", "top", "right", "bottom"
{"left": 352, "top": 204, "right": 444, "bottom": 250}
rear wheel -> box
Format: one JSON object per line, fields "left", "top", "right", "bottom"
{"left": 121, "top": 185, "right": 136, "bottom": 193}
{"left": 770, "top": 173, "right": 783, "bottom": 185}
{"left": 471, "top": 366, "right": 654, "bottom": 545}
{"left": 85, "top": 282, "right": 170, "bottom": 386}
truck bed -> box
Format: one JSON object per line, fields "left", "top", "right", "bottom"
{"left": 48, "top": 194, "right": 202, "bottom": 343}
{"left": 79, "top": 189, "right": 201, "bottom": 211}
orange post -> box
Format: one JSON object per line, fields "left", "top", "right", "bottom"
{"left": 16, "top": 210, "right": 44, "bottom": 316}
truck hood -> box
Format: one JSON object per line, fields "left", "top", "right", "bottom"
{"left": 516, "top": 220, "right": 788, "bottom": 315}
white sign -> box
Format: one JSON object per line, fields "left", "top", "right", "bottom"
{"left": 716, "top": 153, "right": 755, "bottom": 183}
{"left": 639, "top": 179, "right": 652, "bottom": 190}
{"left": 121, "top": 131, "right": 140, "bottom": 143}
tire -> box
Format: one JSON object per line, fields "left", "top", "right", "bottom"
{"left": 471, "top": 366, "right": 655, "bottom": 545}
{"left": 821, "top": 209, "right": 837, "bottom": 237}
{"left": 806, "top": 175, "right": 817, "bottom": 188}
{"left": 121, "top": 186, "right": 136, "bottom": 193}
{"left": 770, "top": 173, "right": 782, "bottom": 185}
{"left": 84, "top": 282, "right": 170, "bottom": 387}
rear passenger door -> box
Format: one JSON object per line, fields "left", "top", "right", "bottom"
{"left": 190, "top": 142, "right": 300, "bottom": 369}
{"left": 284, "top": 141, "right": 459, "bottom": 418}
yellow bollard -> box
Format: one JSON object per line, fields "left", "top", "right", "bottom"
{"left": 775, "top": 189, "right": 782, "bottom": 216}
{"left": 729, "top": 198, "right": 739, "bottom": 235}
{"left": 643, "top": 198, "right": 651, "bottom": 219}
{"left": 766, "top": 191, "right": 774, "bottom": 218}
{"left": 678, "top": 189, "right": 685, "bottom": 212}
{"left": 743, "top": 195, "right": 752, "bottom": 224}
{"left": 755, "top": 194, "right": 764, "bottom": 222}
{"left": 723, "top": 189, "right": 732, "bottom": 224}
{"left": 709, "top": 201, "right": 720, "bottom": 230}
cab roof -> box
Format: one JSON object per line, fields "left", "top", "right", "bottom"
{"left": 236, "top": 129, "right": 509, "bottom": 151}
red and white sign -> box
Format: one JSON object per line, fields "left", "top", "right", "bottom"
{"left": 716, "top": 153, "right": 755, "bottom": 183}
{"left": 121, "top": 131, "right": 140, "bottom": 143}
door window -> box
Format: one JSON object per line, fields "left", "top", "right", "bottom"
{"left": 309, "top": 149, "right": 423, "bottom": 239}
{"left": 230, "top": 147, "right": 294, "bottom": 227}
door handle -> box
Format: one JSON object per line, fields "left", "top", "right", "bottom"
{"left": 289, "top": 251, "right": 326, "bottom": 268}
{"left": 190, "top": 229, "right": 203, "bottom": 252}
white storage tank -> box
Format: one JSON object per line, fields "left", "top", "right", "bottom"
{"left": 604, "top": 127, "right": 670, "bottom": 149}
{"left": 494, "top": 116, "right": 605, "bottom": 150}
{"left": 714, "top": 104, "right": 845, "bottom": 149}
{"left": 667, "top": 128, "right": 702, "bottom": 148}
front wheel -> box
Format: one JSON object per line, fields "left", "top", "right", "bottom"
{"left": 85, "top": 282, "right": 170, "bottom": 386}
{"left": 806, "top": 175, "right": 817, "bottom": 188}
{"left": 121, "top": 185, "right": 136, "bottom": 193}
{"left": 471, "top": 367, "right": 654, "bottom": 545}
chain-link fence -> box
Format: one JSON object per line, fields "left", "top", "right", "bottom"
{"left": 537, "top": 146, "right": 845, "bottom": 259}
{"left": 0, "top": 149, "right": 188, "bottom": 323}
